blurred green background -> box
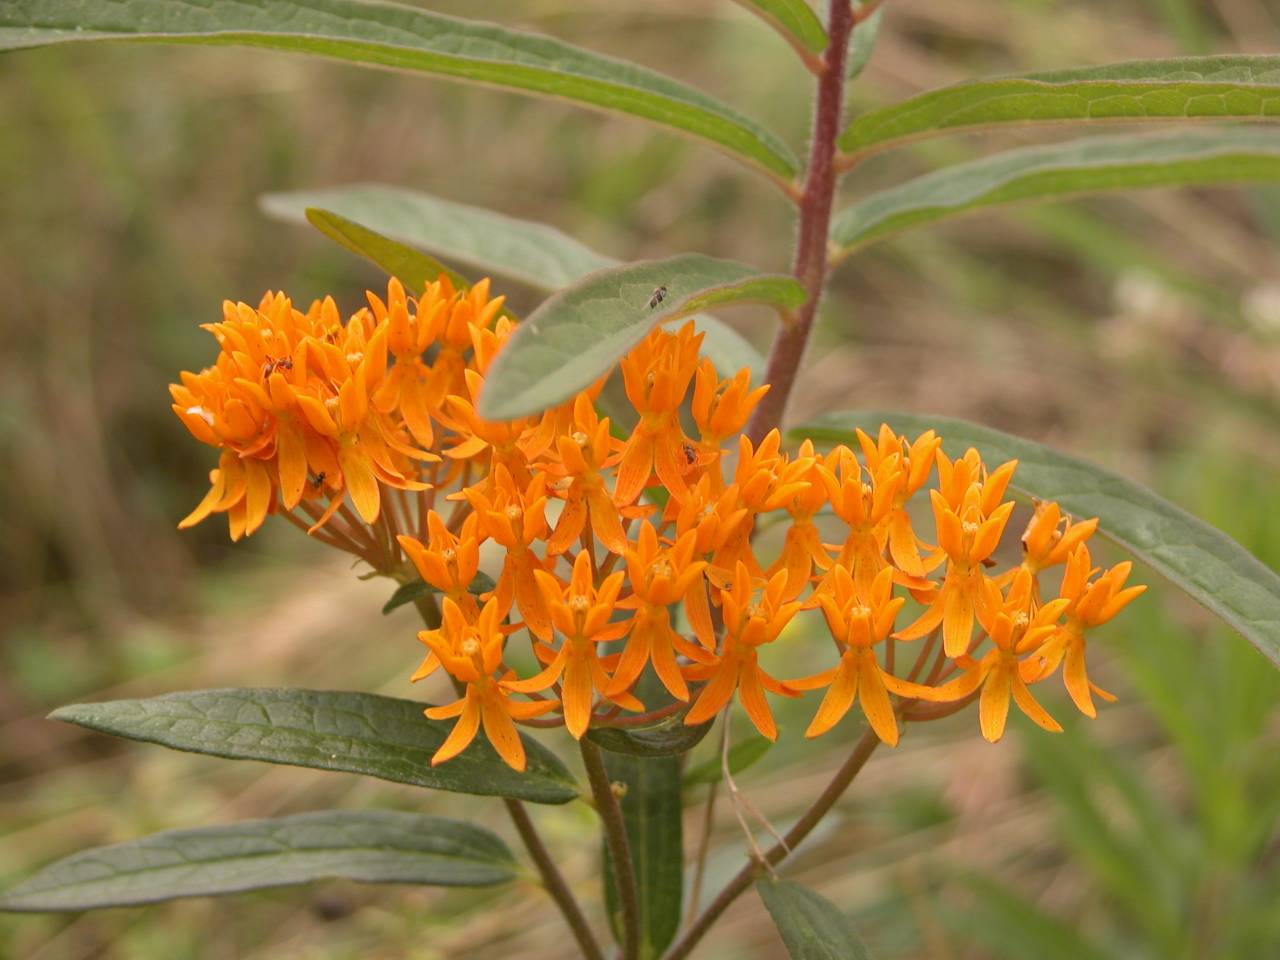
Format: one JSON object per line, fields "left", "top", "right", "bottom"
{"left": 2, "top": 0, "right": 1279, "bottom": 957}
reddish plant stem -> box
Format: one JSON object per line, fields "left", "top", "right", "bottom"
{"left": 745, "top": 0, "right": 857, "bottom": 446}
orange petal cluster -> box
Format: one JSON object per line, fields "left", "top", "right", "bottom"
{"left": 173, "top": 277, "right": 1145, "bottom": 769}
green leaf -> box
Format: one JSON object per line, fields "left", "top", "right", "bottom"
{"left": 602, "top": 752, "right": 683, "bottom": 959}
{"left": 757, "top": 877, "right": 876, "bottom": 960}
{"left": 830, "top": 129, "right": 1280, "bottom": 254}
{"left": 601, "top": 671, "right": 684, "bottom": 959}
{"left": 383, "top": 572, "right": 498, "bottom": 615}
{"left": 382, "top": 580, "right": 434, "bottom": 615}
{"left": 682, "top": 733, "right": 772, "bottom": 787}
{"left": 587, "top": 712, "right": 713, "bottom": 758}
{"left": 846, "top": 4, "right": 883, "bottom": 83}
{"left": 0, "top": 0, "right": 797, "bottom": 180}
{"left": 262, "top": 184, "right": 611, "bottom": 292}
{"left": 839, "top": 55, "right": 1280, "bottom": 157}
{"left": 732, "top": 0, "right": 828, "bottom": 55}
{"left": 305, "top": 208, "right": 469, "bottom": 292}
{"left": 50, "top": 689, "right": 579, "bottom": 804}
{"left": 790, "top": 412, "right": 1280, "bottom": 671}
{"left": 262, "top": 185, "right": 765, "bottom": 383}
{"left": 477, "top": 254, "right": 805, "bottom": 419}
{"left": 0, "top": 811, "right": 515, "bottom": 912}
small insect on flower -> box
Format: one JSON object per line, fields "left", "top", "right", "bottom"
{"left": 647, "top": 285, "right": 668, "bottom": 310}
{"left": 261, "top": 356, "right": 293, "bottom": 379}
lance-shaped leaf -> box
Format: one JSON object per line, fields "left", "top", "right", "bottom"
{"left": 757, "top": 877, "right": 876, "bottom": 960}
{"left": 839, "top": 55, "right": 1280, "bottom": 158}
{"left": 602, "top": 752, "right": 684, "bottom": 959}
{"left": 831, "top": 128, "right": 1280, "bottom": 254}
{"left": 0, "top": 0, "right": 797, "bottom": 179}
{"left": 790, "top": 412, "right": 1280, "bottom": 670}
{"left": 0, "top": 811, "right": 516, "bottom": 912}
{"left": 262, "top": 184, "right": 766, "bottom": 382}
{"left": 846, "top": 4, "right": 883, "bottom": 83}
{"left": 731, "top": 1, "right": 828, "bottom": 55}
{"left": 50, "top": 689, "right": 579, "bottom": 804}
{"left": 478, "top": 254, "right": 804, "bottom": 419}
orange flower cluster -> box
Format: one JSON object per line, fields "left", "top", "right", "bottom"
{"left": 173, "top": 277, "right": 1145, "bottom": 771}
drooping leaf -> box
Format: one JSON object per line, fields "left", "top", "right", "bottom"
{"left": 602, "top": 751, "right": 684, "bottom": 959}
{"left": 383, "top": 572, "right": 499, "bottom": 615}
{"left": 790, "top": 412, "right": 1280, "bottom": 670}
{"left": 839, "top": 55, "right": 1280, "bottom": 157}
{"left": 478, "top": 254, "right": 805, "bottom": 419}
{"left": 587, "top": 712, "right": 713, "bottom": 758}
{"left": 831, "top": 129, "right": 1280, "bottom": 254}
{"left": 846, "top": 4, "right": 883, "bottom": 83}
{"left": 0, "top": 811, "right": 516, "bottom": 912}
{"left": 305, "top": 208, "right": 469, "bottom": 292}
{"left": 262, "top": 185, "right": 765, "bottom": 382}
{"left": 682, "top": 733, "right": 772, "bottom": 787}
{"left": 50, "top": 689, "right": 579, "bottom": 804}
{"left": 0, "top": 0, "right": 798, "bottom": 179}
{"left": 757, "top": 877, "right": 876, "bottom": 960}
{"left": 731, "top": 0, "right": 828, "bottom": 55}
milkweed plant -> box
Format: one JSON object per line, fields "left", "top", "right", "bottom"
{"left": 4, "top": 2, "right": 1280, "bottom": 957}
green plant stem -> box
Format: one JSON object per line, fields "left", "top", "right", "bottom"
{"left": 413, "top": 601, "right": 600, "bottom": 959}
{"left": 580, "top": 738, "right": 641, "bottom": 960}
{"left": 504, "top": 798, "right": 605, "bottom": 960}
{"left": 746, "top": 0, "right": 857, "bottom": 444}
{"left": 663, "top": 726, "right": 881, "bottom": 960}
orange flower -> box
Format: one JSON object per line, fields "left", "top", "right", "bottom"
{"left": 816, "top": 444, "right": 905, "bottom": 597}
{"left": 398, "top": 511, "right": 485, "bottom": 638}
{"left": 855, "top": 425, "right": 941, "bottom": 577}
{"left": 672, "top": 475, "right": 751, "bottom": 649}
{"left": 421, "top": 598, "right": 557, "bottom": 771}
{"left": 173, "top": 290, "right": 437, "bottom": 536}
{"left": 545, "top": 393, "right": 627, "bottom": 555}
{"left": 504, "top": 551, "right": 636, "bottom": 739}
{"left": 1003, "top": 500, "right": 1100, "bottom": 609}
{"left": 767, "top": 440, "right": 834, "bottom": 600}
{"left": 684, "top": 563, "right": 800, "bottom": 740}
{"left": 467, "top": 466, "right": 553, "bottom": 640}
{"left": 445, "top": 368, "right": 547, "bottom": 494}
{"left": 614, "top": 322, "right": 703, "bottom": 505}
{"left": 689, "top": 359, "right": 768, "bottom": 485}
{"left": 792, "top": 565, "right": 929, "bottom": 745}
{"left": 710, "top": 430, "right": 812, "bottom": 579}
{"left": 916, "top": 570, "right": 1069, "bottom": 742}
{"left": 896, "top": 452, "right": 1017, "bottom": 656}
{"left": 1022, "top": 544, "right": 1145, "bottom": 717}
{"left": 608, "top": 523, "right": 709, "bottom": 701}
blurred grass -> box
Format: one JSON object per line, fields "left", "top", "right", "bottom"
{"left": 1, "top": 1, "right": 1279, "bottom": 957}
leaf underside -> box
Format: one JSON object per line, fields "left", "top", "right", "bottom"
{"left": 0, "top": 0, "right": 798, "bottom": 178}
{"left": 757, "top": 877, "right": 876, "bottom": 959}
{"left": 0, "top": 810, "right": 516, "bottom": 912}
{"left": 478, "top": 253, "right": 804, "bottom": 420}
{"left": 831, "top": 128, "right": 1280, "bottom": 253}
